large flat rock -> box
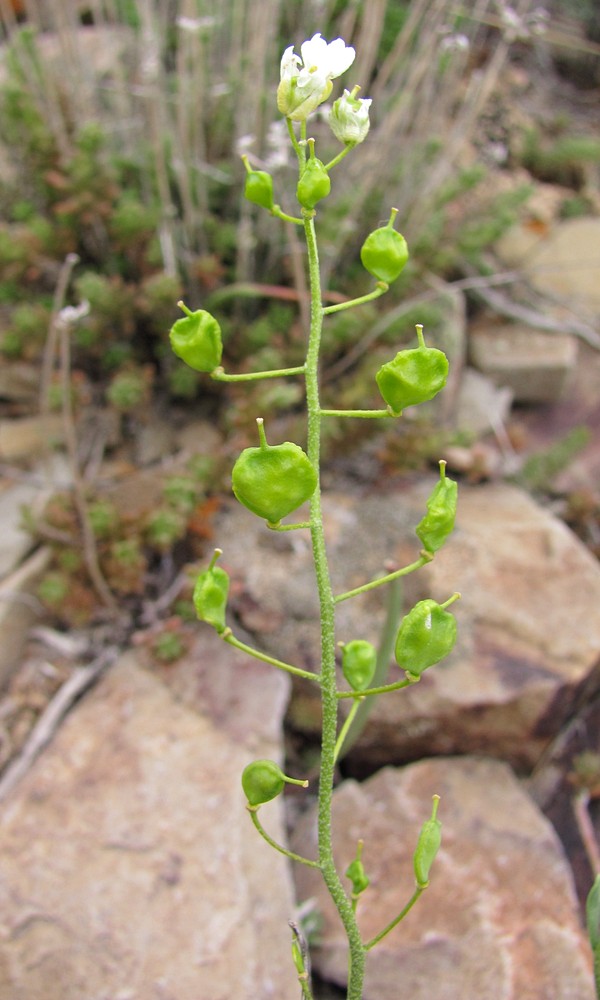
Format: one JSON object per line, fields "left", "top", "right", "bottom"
{"left": 0, "top": 649, "right": 299, "bottom": 999}
{"left": 292, "top": 757, "right": 595, "bottom": 999}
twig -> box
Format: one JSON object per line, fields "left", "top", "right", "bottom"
{"left": 465, "top": 274, "right": 600, "bottom": 349}
{"left": 0, "top": 647, "right": 118, "bottom": 803}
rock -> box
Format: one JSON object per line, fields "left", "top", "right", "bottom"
{"left": 497, "top": 217, "right": 600, "bottom": 316}
{"left": 0, "top": 416, "right": 64, "bottom": 461}
{"left": 0, "top": 479, "right": 37, "bottom": 578}
{"left": 453, "top": 366, "right": 513, "bottom": 437}
{"left": 0, "top": 648, "right": 299, "bottom": 1000}
{"left": 342, "top": 482, "right": 600, "bottom": 774}
{"left": 216, "top": 481, "right": 600, "bottom": 772}
{"left": 0, "top": 547, "right": 51, "bottom": 690}
{"left": 291, "top": 757, "right": 595, "bottom": 999}
{"left": 469, "top": 318, "right": 578, "bottom": 403}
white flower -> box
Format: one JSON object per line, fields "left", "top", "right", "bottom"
{"left": 329, "top": 87, "right": 371, "bottom": 145}
{"left": 277, "top": 33, "right": 355, "bottom": 122}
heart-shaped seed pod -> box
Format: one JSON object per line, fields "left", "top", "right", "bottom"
{"left": 169, "top": 301, "right": 222, "bottom": 373}
{"left": 341, "top": 639, "right": 377, "bottom": 691}
{"left": 360, "top": 207, "right": 409, "bottom": 284}
{"left": 413, "top": 795, "right": 442, "bottom": 887}
{"left": 241, "top": 759, "right": 308, "bottom": 808}
{"left": 394, "top": 597, "right": 458, "bottom": 680}
{"left": 231, "top": 418, "right": 317, "bottom": 525}
{"left": 376, "top": 325, "right": 448, "bottom": 415}
{"left": 242, "top": 155, "right": 274, "bottom": 211}
{"left": 416, "top": 461, "right": 457, "bottom": 554}
{"left": 193, "top": 549, "right": 229, "bottom": 634}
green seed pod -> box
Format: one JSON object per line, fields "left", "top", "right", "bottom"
{"left": 413, "top": 796, "right": 442, "bottom": 887}
{"left": 416, "top": 461, "right": 458, "bottom": 554}
{"left": 193, "top": 549, "right": 229, "bottom": 634}
{"left": 169, "top": 301, "right": 222, "bottom": 373}
{"left": 341, "top": 640, "right": 377, "bottom": 691}
{"left": 231, "top": 418, "right": 317, "bottom": 525}
{"left": 241, "top": 759, "right": 308, "bottom": 808}
{"left": 394, "top": 597, "right": 458, "bottom": 680}
{"left": 291, "top": 938, "right": 306, "bottom": 976}
{"left": 297, "top": 154, "right": 331, "bottom": 210}
{"left": 376, "top": 325, "right": 448, "bottom": 415}
{"left": 360, "top": 208, "right": 409, "bottom": 284}
{"left": 345, "top": 857, "right": 370, "bottom": 895}
{"left": 242, "top": 155, "right": 274, "bottom": 211}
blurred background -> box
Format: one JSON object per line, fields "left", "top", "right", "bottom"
{"left": 1, "top": 4, "right": 600, "bottom": 997}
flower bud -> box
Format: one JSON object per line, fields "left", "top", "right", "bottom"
{"left": 169, "top": 302, "right": 222, "bottom": 373}
{"left": 193, "top": 549, "right": 229, "bottom": 634}
{"left": 394, "top": 597, "right": 458, "bottom": 680}
{"left": 330, "top": 86, "right": 371, "bottom": 145}
{"left": 360, "top": 208, "right": 409, "bottom": 284}
{"left": 416, "top": 461, "right": 457, "bottom": 554}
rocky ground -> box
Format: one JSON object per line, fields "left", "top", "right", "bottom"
{"left": 1, "top": 30, "right": 600, "bottom": 1000}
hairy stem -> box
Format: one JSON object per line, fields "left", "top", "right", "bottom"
{"left": 304, "top": 212, "right": 366, "bottom": 998}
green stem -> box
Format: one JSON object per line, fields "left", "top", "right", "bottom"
{"left": 333, "top": 698, "right": 362, "bottom": 764}
{"left": 248, "top": 809, "right": 321, "bottom": 869}
{"left": 336, "top": 579, "right": 403, "bottom": 758}
{"left": 212, "top": 365, "right": 305, "bottom": 382}
{"left": 320, "top": 408, "right": 392, "bottom": 419}
{"left": 364, "top": 885, "right": 426, "bottom": 951}
{"left": 323, "top": 282, "right": 388, "bottom": 315}
{"left": 267, "top": 521, "right": 311, "bottom": 532}
{"left": 337, "top": 676, "right": 417, "bottom": 699}
{"left": 299, "top": 975, "right": 314, "bottom": 1000}
{"left": 335, "top": 556, "right": 429, "bottom": 604}
{"left": 221, "top": 630, "right": 320, "bottom": 683}
{"left": 287, "top": 117, "right": 306, "bottom": 169}
{"left": 324, "top": 144, "right": 354, "bottom": 172}
{"left": 272, "top": 205, "right": 304, "bottom": 225}
{"left": 303, "top": 212, "right": 366, "bottom": 999}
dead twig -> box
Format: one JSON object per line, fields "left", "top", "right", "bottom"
{"left": 0, "top": 646, "right": 118, "bottom": 803}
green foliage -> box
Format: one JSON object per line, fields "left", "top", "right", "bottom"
{"left": 519, "top": 127, "right": 600, "bottom": 187}
{"left": 152, "top": 629, "right": 186, "bottom": 663}
{"left": 514, "top": 427, "right": 591, "bottom": 493}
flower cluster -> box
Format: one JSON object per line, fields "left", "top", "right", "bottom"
{"left": 277, "top": 33, "right": 355, "bottom": 122}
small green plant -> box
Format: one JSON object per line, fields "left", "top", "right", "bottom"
{"left": 170, "top": 33, "right": 459, "bottom": 999}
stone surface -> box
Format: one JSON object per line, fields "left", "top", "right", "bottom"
{"left": 292, "top": 757, "right": 595, "bottom": 1000}
{"left": 0, "top": 416, "right": 64, "bottom": 461}
{"left": 468, "top": 318, "right": 578, "bottom": 402}
{"left": 0, "top": 547, "right": 51, "bottom": 690}
{"left": 217, "top": 481, "right": 600, "bottom": 772}
{"left": 452, "top": 365, "right": 513, "bottom": 437}
{"left": 0, "top": 648, "right": 299, "bottom": 1000}
{"left": 497, "top": 217, "right": 600, "bottom": 317}
{"left": 343, "top": 482, "right": 600, "bottom": 774}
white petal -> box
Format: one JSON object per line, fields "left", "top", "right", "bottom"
{"left": 280, "top": 45, "right": 300, "bottom": 81}
{"left": 325, "top": 37, "right": 355, "bottom": 77}
{"left": 300, "top": 33, "right": 328, "bottom": 71}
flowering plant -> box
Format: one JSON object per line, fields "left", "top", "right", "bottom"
{"left": 170, "top": 32, "right": 458, "bottom": 1000}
